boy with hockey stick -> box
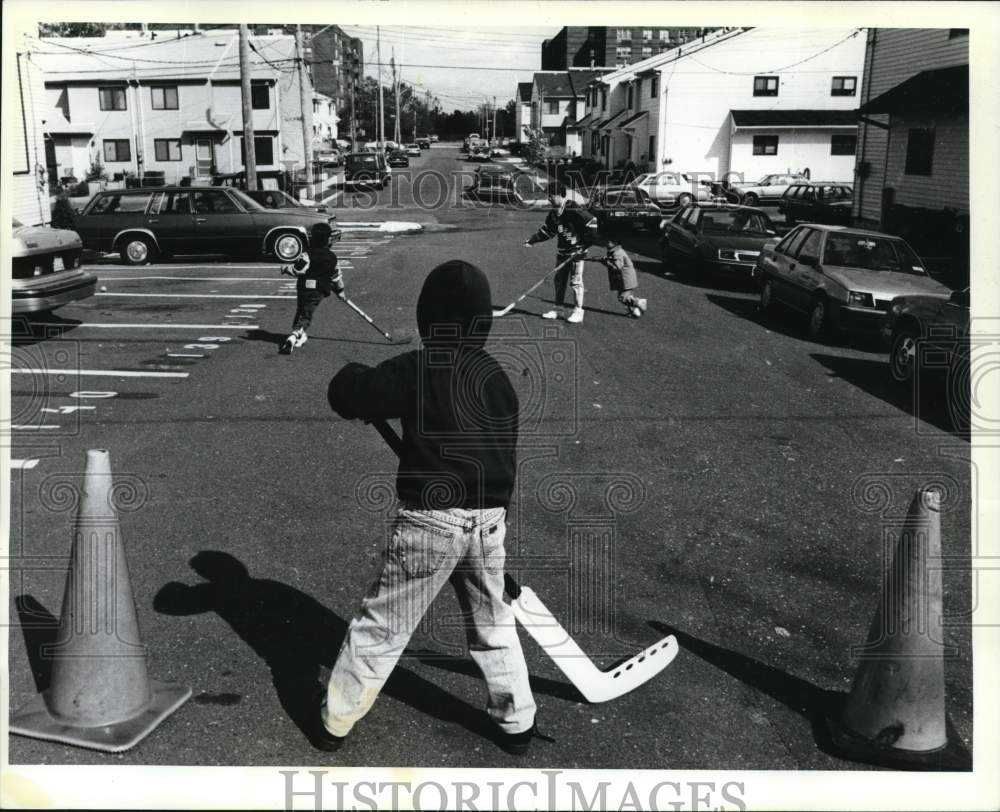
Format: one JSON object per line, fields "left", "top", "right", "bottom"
{"left": 279, "top": 221, "right": 345, "bottom": 354}
{"left": 524, "top": 181, "right": 598, "bottom": 324}
{"left": 593, "top": 235, "right": 648, "bottom": 318}
{"left": 317, "top": 260, "right": 539, "bottom": 755}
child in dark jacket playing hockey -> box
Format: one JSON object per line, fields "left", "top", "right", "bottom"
{"left": 279, "top": 222, "right": 345, "bottom": 354}
{"left": 595, "top": 235, "right": 647, "bottom": 318}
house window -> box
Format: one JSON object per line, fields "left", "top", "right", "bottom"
{"left": 251, "top": 83, "right": 270, "bottom": 110}
{"left": 831, "top": 134, "right": 857, "bottom": 155}
{"left": 648, "top": 135, "right": 655, "bottom": 159}
{"left": 240, "top": 135, "right": 275, "bottom": 166}
{"left": 642, "top": 29, "right": 653, "bottom": 41}
{"left": 150, "top": 86, "right": 178, "bottom": 110}
{"left": 547, "top": 100, "right": 559, "bottom": 115}
{"left": 103, "top": 139, "right": 131, "bottom": 162}
{"left": 752, "top": 135, "right": 778, "bottom": 155}
{"left": 616, "top": 46, "right": 631, "bottom": 59}
{"left": 617, "top": 29, "right": 631, "bottom": 41}
{"left": 659, "top": 30, "right": 670, "bottom": 40}
{"left": 904, "top": 128, "right": 934, "bottom": 175}
{"left": 831, "top": 76, "right": 857, "bottom": 96}
{"left": 641, "top": 46, "right": 652, "bottom": 58}
{"left": 651, "top": 75, "right": 659, "bottom": 97}
{"left": 627, "top": 85, "right": 634, "bottom": 108}
{"left": 753, "top": 76, "right": 779, "bottom": 96}
{"left": 153, "top": 139, "right": 182, "bottom": 161}
{"left": 98, "top": 87, "right": 127, "bottom": 111}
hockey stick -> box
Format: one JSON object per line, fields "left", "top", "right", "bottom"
{"left": 370, "top": 419, "right": 678, "bottom": 703}
{"left": 492, "top": 251, "right": 589, "bottom": 318}
{"left": 341, "top": 297, "right": 413, "bottom": 345}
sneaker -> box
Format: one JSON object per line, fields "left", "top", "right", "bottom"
{"left": 279, "top": 336, "right": 295, "bottom": 354}
{"left": 636, "top": 298, "right": 647, "bottom": 314}
{"left": 628, "top": 307, "right": 642, "bottom": 318}
{"left": 566, "top": 308, "right": 585, "bottom": 324}
{"left": 293, "top": 330, "right": 308, "bottom": 348}
{"left": 541, "top": 310, "right": 560, "bottom": 320}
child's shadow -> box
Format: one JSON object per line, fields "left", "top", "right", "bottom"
{"left": 153, "top": 551, "right": 495, "bottom": 746}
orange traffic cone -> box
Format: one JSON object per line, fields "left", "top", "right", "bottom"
{"left": 827, "top": 487, "right": 969, "bottom": 769}
{"left": 10, "top": 449, "right": 191, "bottom": 752}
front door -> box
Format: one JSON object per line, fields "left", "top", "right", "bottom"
{"left": 195, "top": 139, "right": 214, "bottom": 176}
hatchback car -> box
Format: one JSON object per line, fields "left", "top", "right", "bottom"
{"left": 779, "top": 182, "right": 854, "bottom": 225}
{"left": 660, "top": 204, "right": 777, "bottom": 280}
{"left": 74, "top": 186, "right": 330, "bottom": 265}
{"left": 588, "top": 186, "right": 663, "bottom": 232}
{"left": 387, "top": 150, "right": 410, "bottom": 168}
{"left": 755, "top": 224, "right": 950, "bottom": 338}
{"left": 344, "top": 152, "right": 391, "bottom": 188}
{"left": 11, "top": 218, "right": 96, "bottom": 313}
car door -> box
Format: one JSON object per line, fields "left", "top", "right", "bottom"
{"left": 150, "top": 190, "right": 196, "bottom": 255}
{"left": 188, "top": 189, "right": 254, "bottom": 255}
{"left": 766, "top": 226, "right": 808, "bottom": 303}
{"left": 783, "top": 228, "right": 824, "bottom": 310}
{"left": 669, "top": 207, "right": 700, "bottom": 265}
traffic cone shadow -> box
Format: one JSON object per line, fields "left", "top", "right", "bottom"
{"left": 826, "top": 487, "right": 970, "bottom": 770}
{"left": 9, "top": 449, "right": 191, "bottom": 753}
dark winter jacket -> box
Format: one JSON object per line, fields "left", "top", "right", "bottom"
{"left": 292, "top": 246, "right": 343, "bottom": 297}
{"left": 328, "top": 260, "right": 518, "bottom": 509}
{"left": 527, "top": 201, "right": 598, "bottom": 259}
{"left": 603, "top": 244, "right": 638, "bottom": 292}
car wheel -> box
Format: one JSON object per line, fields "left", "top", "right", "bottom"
{"left": 273, "top": 232, "right": 305, "bottom": 261}
{"left": 743, "top": 192, "right": 759, "bottom": 207}
{"left": 807, "top": 297, "right": 832, "bottom": 338}
{"left": 889, "top": 324, "right": 920, "bottom": 385}
{"left": 759, "top": 279, "right": 775, "bottom": 313}
{"left": 120, "top": 235, "right": 157, "bottom": 266}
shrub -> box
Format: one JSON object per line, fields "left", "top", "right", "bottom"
{"left": 50, "top": 194, "right": 77, "bottom": 229}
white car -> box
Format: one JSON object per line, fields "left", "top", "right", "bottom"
{"left": 11, "top": 218, "right": 95, "bottom": 313}
{"left": 731, "top": 173, "right": 808, "bottom": 206}
{"left": 633, "top": 172, "right": 713, "bottom": 209}
{"left": 404, "top": 143, "right": 421, "bottom": 157}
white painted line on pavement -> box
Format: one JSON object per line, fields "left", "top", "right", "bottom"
{"left": 99, "top": 276, "right": 292, "bottom": 282}
{"left": 96, "top": 293, "right": 295, "bottom": 299}
{"left": 12, "top": 368, "right": 189, "bottom": 379}
{"left": 9, "top": 425, "right": 60, "bottom": 430}
{"left": 10, "top": 459, "right": 40, "bottom": 470}
{"left": 29, "top": 322, "right": 260, "bottom": 330}
{"left": 166, "top": 353, "right": 204, "bottom": 358}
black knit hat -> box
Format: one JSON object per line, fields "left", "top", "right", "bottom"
{"left": 417, "top": 260, "right": 493, "bottom": 347}
{"left": 549, "top": 181, "right": 567, "bottom": 198}
{"left": 310, "top": 221, "right": 334, "bottom": 248}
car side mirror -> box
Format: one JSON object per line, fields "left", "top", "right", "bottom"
{"left": 798, "top": 254, "right": 819, "bottom": 267}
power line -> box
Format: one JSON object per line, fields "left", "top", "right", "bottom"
{"left": 682, "top": 29, "right": 863, "bottom": 76}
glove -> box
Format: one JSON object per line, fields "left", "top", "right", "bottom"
{"left": 336, "top": 289, "right": 347, "bottom": 301}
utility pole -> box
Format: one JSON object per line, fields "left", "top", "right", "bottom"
{"left": 238, "top": 24, "right": 258, "bottom": 190}
{"left": 391, "top": 49, "right": 400, "bottom": 144}
{"left": 376, "top": 26, "right": 385, "bottom": 150}
{"left": 296, "top": 25, "right": 313, "bottom": 194}
{"left": 492, "top": 95, "right": 497, "bottom": 142}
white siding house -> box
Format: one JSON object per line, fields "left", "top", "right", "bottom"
{"left": 11, "top": 51, "right": 52, "bottom": 225}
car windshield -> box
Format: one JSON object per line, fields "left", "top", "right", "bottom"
{"left": 822, "top": 233, "right": 925, "bottom": 273}
{"left": 348, "top": 155, "right": 379, "bottom": 167}
{"left": 700, "top": 209, "right": 771, "bottom": 234}
{"left": 607, "top": 190, "right": 640, "bottom": 205}
{"left": 227, "top": 188, "right": 265, "bottom": 211}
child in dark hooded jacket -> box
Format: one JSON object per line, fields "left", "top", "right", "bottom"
{"left": 280, "top": 221, "right": 345, "bottom": 354}
{"left": 317, "top": 260, "right": 538, "bottom": 755}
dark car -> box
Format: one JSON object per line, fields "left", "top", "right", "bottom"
{"left": 660, "top": 203, "right": 777, "bottom": 280}
{"left": 883, "top": 287, "right": 970, "bottom": 387}
{"left": 344, "top": 152, "right": 390, "bottom": 188}
{"left": 243, "top": 189, "right": 331, "bottom": 215}
{"left": 588, "top": 186, "right": 663, "bottom": 232}
{"left": 387, "top": 150, "right": 410, "bottom": 168}
{"left": 74, "top": 186, "right": 330, "bottom": 265}
{"left": 468, "top": 164, "right": 521, "bottom": 203}
{"left": 417, "top": 138, "right": 431, "bottom": 149}
{"left": 779, "top": 182, "right": 853, "bottom": 225}
{"left": 11, "top": 218, "right": 96, "bottom": 313}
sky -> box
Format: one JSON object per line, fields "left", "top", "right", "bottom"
{"left": 340, "top": 25, "right": 557, "bottom": 111}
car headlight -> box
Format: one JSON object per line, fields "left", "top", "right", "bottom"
{"left": 718, "top": 248, "right": 737, "bottom": 261}
{"left": 10, "top": 237, "right": 28, "bottom": 258}
{"left": 848, "top": 291, "right": 874, "bottom": 308}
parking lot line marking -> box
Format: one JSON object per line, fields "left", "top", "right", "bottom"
{"left": 166, "top": 353, "right": 205, "bottom": 358}
{"left": 95, "top": 293, "right": 295, "bottom": 299}
{"left": 9, "top": 425, "right": 60, "bottom": 430}
{"left": 29, "top": 323, "right": 260, "bottom": 330}
{"left": 11, "top": 368, "right": 189, "bottom": 379}
{"left": 10, "top": 460, "right": 40, "bottom": 469}
{"left": 98, "top": 276, "right": 293, "bottom": 282}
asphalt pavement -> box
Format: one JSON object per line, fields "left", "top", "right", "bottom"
{"left": 7, "top": 144, "right": 972, "bottom": 769}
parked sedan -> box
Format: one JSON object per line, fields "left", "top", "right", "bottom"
{"left": 404, "top": 143, "right": 421, "bottom": 157}
{"left": 74, "top": 186, "right": 331, "bottom": 265}
{"left": 387, "top": 150, "right": 410, "bottom": 168}
{"left": 660, "top": 203, "right": 777, "bottom": 280}
{"left": 588, "top": 186, "right": 663, "bottom": 232}
{"left": 883, "top": 287, "right": 969, "bottom": 387}
{"left": 244, "top": 189, "right": 331, "bottom": 215}
{"left": 417, "top": 138, "right": 431, "bottom": 149}
{"left": 634, "top": 172, "right": 713, "bottom": 209}
{"left": 755, "top": 224, "right": 950, "bottom": 338}
{"left": 779, "top": 182, "right": 854, "bottom": 225}
{"left": 11, "top": 218, "right": 96, "bottom": 313}
{"left": 730, "top": 173, "right": 807, "bottom": 207}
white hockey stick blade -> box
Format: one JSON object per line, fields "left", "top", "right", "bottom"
{"left": 511, "top": 586, "right": 678, "bottom": 703}
{"left": 492, "top": 304, "right": 515, "bottom": 318}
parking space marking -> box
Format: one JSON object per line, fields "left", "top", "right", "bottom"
{"left": 10, "top": 460, "right": 40, "bottom": 470}
{"left": 12, "top": 368, "right": 189, "bottom": 378}
{"left": 96, "top": 293, "right": 295, "bottom": 299}
{"left": 9, "top": 425, "right": 60, "bottom": 431}
{"left": 28, "top": 323, "right": 260, "bottom": 330}
{"left": 167, "top": 353, "right": 205, "bottom": 358}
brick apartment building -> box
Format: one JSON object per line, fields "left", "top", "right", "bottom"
{"left": 542, "top": 26, "right": 716, "bottom": 70}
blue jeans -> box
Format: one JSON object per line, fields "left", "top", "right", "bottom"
{"left": 322, "top": 505, "right": 537, "bottom": 737}
{"left": 554, "top": 256, "right": 585, "bottom": 309}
